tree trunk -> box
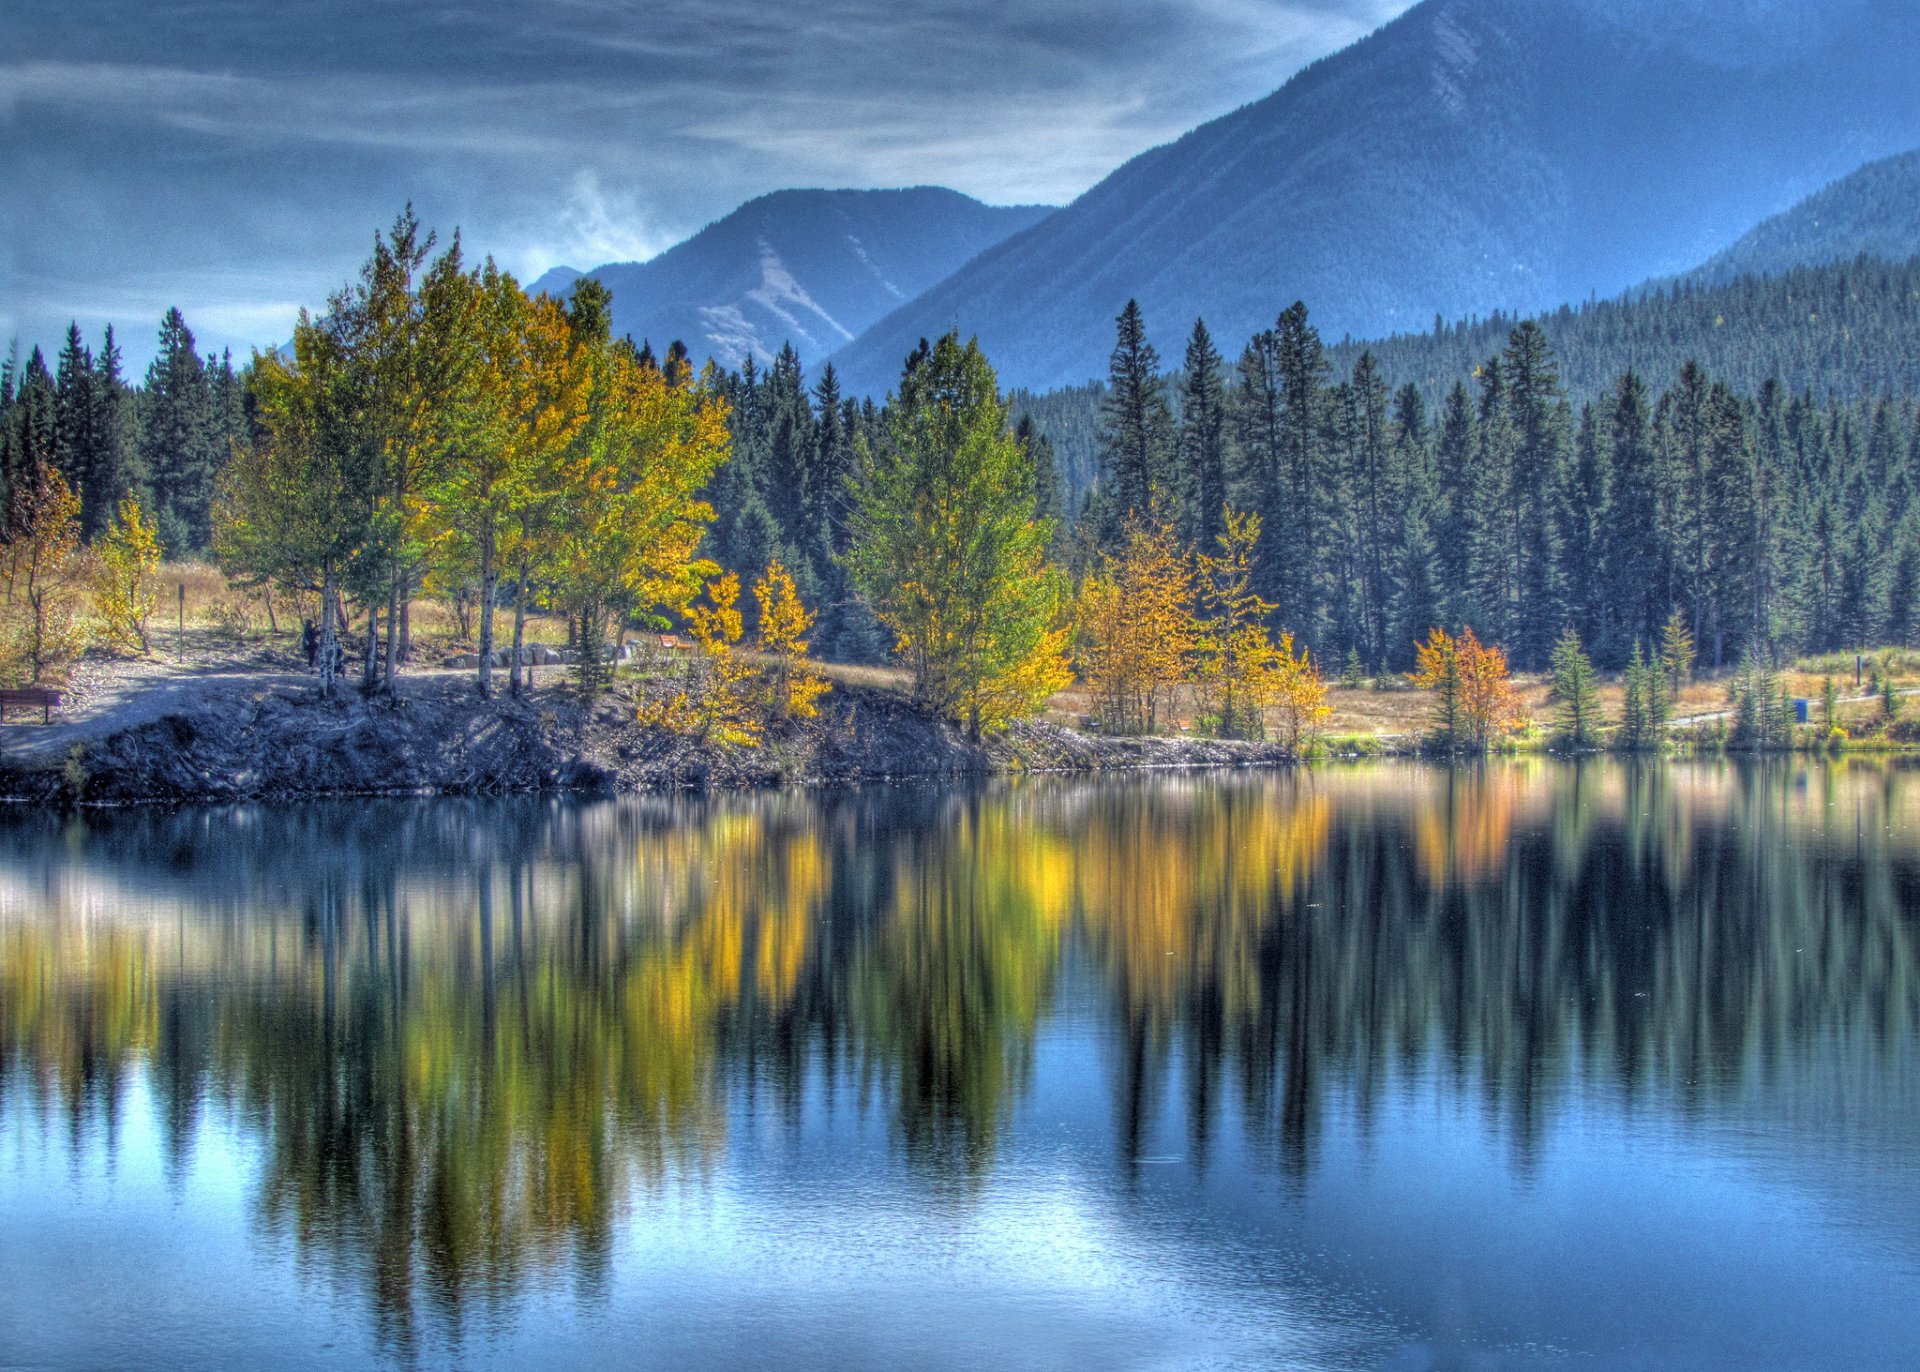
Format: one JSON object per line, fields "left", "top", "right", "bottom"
{"left": 318, "top": 567, "right": 338, "bottom": 698}
{"left": 383, "top": 563, "right": 401, "bottom": 689}
{"left": 363, "top": 601, "right": 380, "bottom": 690}
{"left": 477, "top": 535, "right": 497, "bottom": 700}
{"left": 509, "top": 569, "right": 528, "bottom": 698}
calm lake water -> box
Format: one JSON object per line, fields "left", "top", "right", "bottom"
{"left": 3, "top": 762, "right": 1918, "bottom": 1370}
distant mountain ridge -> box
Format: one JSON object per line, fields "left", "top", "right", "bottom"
{"left": 829, "top": 0, "right": 1920, "bottom": 395}
{"left": 1679, "top": 148, "right": 1920, "bottom": 287}
{"left": 530, "top": 188, "right": 1052, "bottom": 371}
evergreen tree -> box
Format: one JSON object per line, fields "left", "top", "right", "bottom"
{"left": 1503, "top": 322, "right": 1571, "bottom": 666}
{"left": 1549, "top": 627, "right": 1601, "bottom": 748}
{"left": 1177, "top": 319, "right": 1230, "bottom": 551}
{"left": 141, "top": 307, "right": 215, "bottom": 554}
{"left": 1270, "top": 302, "right": 1331, "bottom": 647}
{"left": 845, "top": 332, "right": 1072, "bottom": 736}
{"left": 1096, "top": 299, "right": 1175, "bottom": 536}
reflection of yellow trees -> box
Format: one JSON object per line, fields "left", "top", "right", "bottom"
{"left": 0, "top": 922, "right": 157, "bottom": 1131}
{"left": 1412, "top": 761, "right": 1538, "bottom": 886}
{"left": 4, "top": 763, "right": 1920, "bottom": 1330}
{"left": 851, "top": 795, "right": 1071, "bottom": 1171}
{"left": 1072, "top": 777, "right": 1330, "bottom": 1029}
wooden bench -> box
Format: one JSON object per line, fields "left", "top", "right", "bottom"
{"left": 0, "top": 687, "right": 64, "bottom": 723}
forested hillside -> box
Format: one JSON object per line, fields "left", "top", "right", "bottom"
{"left": 1031, "top": 255, "right": 1920, "bottom": 504}
{"left": 529, "top": 188, "right": 1051, "bottom": 373}
{"left": 689, "top": 275, "right": 1920, "bottom": 681}
{"left": 11, "top": 237, "right": 1920, "bottom": 715}
{"left": 1681, "top": 149, "right": 1920, "bottom": 287}
{"left": 831, "top": 0, "right": 1920, "bottom": 395}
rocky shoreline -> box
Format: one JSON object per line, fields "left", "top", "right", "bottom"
{"left": 0, "top": 674, "right": 1301, "bottom": 806}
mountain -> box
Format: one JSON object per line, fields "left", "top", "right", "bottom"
{"left": 1682, "top": 148, "right": 1920, "bottom": 286}
{"left": 529, "top": 188, "right": 1052, "bottom": 371}
{"left": 832, "top": 0, "right": 1920, "bottom": 396}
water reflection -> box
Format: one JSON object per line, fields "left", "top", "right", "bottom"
{"left": 2, "top": 761, "right": 1918, "bottom": 1364}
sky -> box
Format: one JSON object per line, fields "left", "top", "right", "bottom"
{"left": 1, "top": 0, "right": 1411, "bottom": 372}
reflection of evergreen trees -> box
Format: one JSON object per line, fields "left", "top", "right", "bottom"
{"left": 3, "top": 764, "right": 1919, "bottom": 1340}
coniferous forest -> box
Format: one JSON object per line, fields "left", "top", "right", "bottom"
{"left": 7, "top": 242, "right": 1920, "bottom": 699}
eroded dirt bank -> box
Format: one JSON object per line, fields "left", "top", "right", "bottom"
{"left": 0, "top": 675, "right": 1296, "bottom": 805}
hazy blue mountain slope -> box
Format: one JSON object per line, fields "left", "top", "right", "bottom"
{"left": 832, "top": 0, "right": 1920, "bottom": 395}
{"left": 1681, "top": 149, "right": 1920, "bottom": 286}
{"left": 530, "top": 188, "right": 1051, "bottom": 370}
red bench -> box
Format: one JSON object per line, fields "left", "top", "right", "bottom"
{"left": 0, "top": 687, "right": 64, "bottom": 723}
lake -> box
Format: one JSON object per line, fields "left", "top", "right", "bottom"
{"left": 2, "top": 762, "right": 1918, "bottom": 1369}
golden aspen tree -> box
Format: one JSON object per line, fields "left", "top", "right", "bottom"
{"left": 1074, "top": 516, "right": 1194, "bottom": 734}
{"left": 1, "top": 460, "right": 84, "bottom": 683}
{"left": 1194, "top": 507, "right": 1276, "bottom": 738}
{"left": 640, "top": 573, "right": 761, "bottom": 747}
{"left": 431, "top": 264, "right": 588, "bottom": 698}
{"left": 753, "top": 559, "right": 830, "bottom": 720}
{"left": 89, "top": 496, "right": 162, "bottom": 652}
{"left": 1413, "top": 626, "right": 1515, "bottom": 749}
{"left": 551, "top": 306, "right": 730, "bottom": 695}
{"left": 1262, "top": 630, "right": 1330, "bottom": 754}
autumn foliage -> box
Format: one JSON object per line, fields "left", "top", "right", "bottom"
{"left": 1412, "top": 626, "right": 1517, "bottom": 750}
{"left": 753, "top": 559, "right": 830, "bottom": 720}
{"left": 89, "top": 497, "right": 162, "bottom": 653}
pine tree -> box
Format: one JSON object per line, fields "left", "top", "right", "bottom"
{"left": 1660, "top": 609, "right": 1695, "bottom": 705}
{"left": 1504, "top": 322, "right": 1571, "bottom": 666}
{"left": 1432, "top": 380, "right": 1478, "bottom": 631}
{"left": 1096, "top": 299, "right": 1175, "bottom": 536}
{"left": 1550, "top": 627, "right": 1601, "bottom": 748}
{"left": 1347, "top": 352, "right": 1394, "bottom": 668}
{"left": 1177, "top": 319, "right": 1229, "bottom": 551}
{"left": 141, "top": 307, "right": 216, "bottom": 555}
{"left": 1270, "top": 302, "right": 1331, "bottom": 646}
{"left": 1619, "top": 642, "right": 1652, "bottom": 749}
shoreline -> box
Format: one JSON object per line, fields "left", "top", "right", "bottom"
{"left": 0, "top": 674, "right": 1314, "bottom": 807}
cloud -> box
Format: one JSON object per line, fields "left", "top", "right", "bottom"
{"left": 2, "top": 0, "right": 1415, "bottom": 367}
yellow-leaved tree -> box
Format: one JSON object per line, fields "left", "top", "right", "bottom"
{"left": 1075, "top": 516, "right": 1195, "bottom": 735}
{"left": 1, "top": 459, "right": 85, "bottom": 683}
{"left": 1262, "top": 630, "right": 1330, "bottom": 754}
{"left": 639, "top": 572, "right": 761, "bottom": 747}
{"left": 1412, "top": 626, "right": 1516, "bottom": 750}
{"left": 1193, "top": 507, "right": 1276, "bottom": 739}
{"left": 845, "top": 333, "right": 1072, "bottom": 736}
{"left": 753, "top": 559, "right": 830, "bottom": 720}
{"left": 90, "top": 497, "right": 163, "bottom": 653}
{"left": 551, "top": 290, "right": 731, "bottom": 694}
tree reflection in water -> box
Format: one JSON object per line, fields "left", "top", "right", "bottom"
{"left": 3, "top": 761, "right": 1917, "bottom": 1351}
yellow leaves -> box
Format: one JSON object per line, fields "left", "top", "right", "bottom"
{"left": 1076, "top": 516, "right": 1195, "bottom": 734}
{"left": 0, "top": 460, "right": 86, "bottom": 684}
{"left": 89, "top": 497, "right": 163, "bottom": 654}
{"left": 1413, "top": 626, "right": 1516, "bottom": 749}
{"left": 640, "top": 574, "right": 762, "bottom": 748}
{"left": 752, "top": 559, "right": 831, "bottom": 721}
{"left": 1262, "top": 630, "right": 1331, "bottom": 753}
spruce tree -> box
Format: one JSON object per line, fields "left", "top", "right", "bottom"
{"left": 141, "top": 307, "right": 214, "bottom": 555}
{"left": 52, "top": 324, "right": 99, "bottom": 536}
{"left": 1096, "top": 299, "right": 1174, "bottom": 536}
{"left": 1177, "top": 319, "right": 1229, "bottom": 551}
{"left": 1504, "top": 322, "right": 1571, "bottom": 667}
{"left": 1271, "top": 302, "right": 1331, "bottom": 647}
{"left": 1550, "top": 627, "right": 1601, "bottom": 748}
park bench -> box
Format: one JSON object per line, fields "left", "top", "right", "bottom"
{"left": 0, "top": 686, "right": 65, "bottom": 724}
